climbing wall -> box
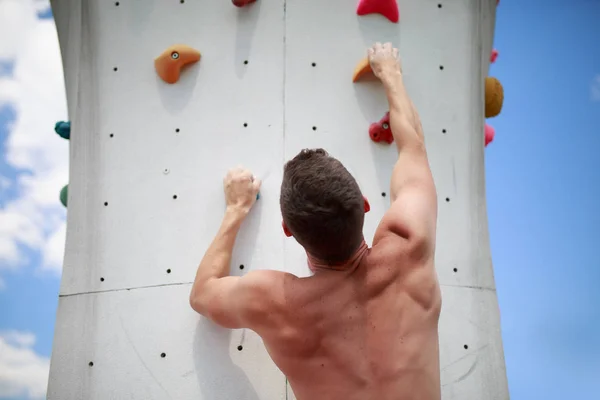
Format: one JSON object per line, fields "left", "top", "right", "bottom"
{"left": 47, "top": 0, "right": 508, "bottom": 399}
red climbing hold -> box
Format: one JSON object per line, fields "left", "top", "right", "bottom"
{"left": 369, "top": 112, "right": 394, "bottom": 144}
{"left": 485, "top": 124, "right": 495, "bottom": 147}
{"left": 357, "top": 0, "right": 399, "bottom": 23}
{"left": 490, "top": 49, "right": 499, "bottom": 63}
{"left": 232, "top": 0, "right": 256, "bottom": 7}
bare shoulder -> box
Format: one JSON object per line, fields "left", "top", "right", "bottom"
{"left": 236, "top": 269, "right": 298, "bottom": 330}
{"left": 238, "top": 269, "right": 296, "bottom": 305}
{"left": 372, "top": 185, "right": 437, "bottom": 264}
{"left": 369, "top": 235, "right": 440, "bottom": 312}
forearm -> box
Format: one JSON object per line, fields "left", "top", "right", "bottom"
{"left": 382, "top": 74, "right": 425, "bottom": 152}
{"left": 190, "top": 207, "right": 247, "bottom": 297}
{"left": 382, "top": 74, "right": 431, "bottom": 202}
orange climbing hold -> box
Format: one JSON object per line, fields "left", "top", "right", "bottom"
{"left": 352, "top": 57, "right": 374, "bottom": 82}
{"left": 154, "top": 44, "right": 201, "bottom": 84}
{"left": 357, "top": 0, "right": 399, "bottom": 23}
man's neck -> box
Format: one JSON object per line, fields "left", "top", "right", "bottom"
{"left": 306, "top": 239, "right": 369, "bottom": 273}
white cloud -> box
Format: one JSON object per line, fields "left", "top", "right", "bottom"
{"left": 1, "top": 331, "right": 37, "bottom": 348}
{"left": 591, "top": 75, "right": 600, "bottom": 102}
{"left": 0, "top": 1, "right": 39, "bottom": 61}
{"left": 41, "top": 220, "right": 66, "bottom": 272}
{"left": 32, "top": 0, "right": 51, "bottom": 14}
{"left": 0, "top": 0, "right": 68, "bottom": 277}
{"left": 0, "top": 331, "right": 49, "bottom": 399}
{"left": 0, "top": 78, "right": 20, "bottom": 105}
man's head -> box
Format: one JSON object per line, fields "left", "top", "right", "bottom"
{"left": 280, "top": 149, "right": 370, "bottom": 264}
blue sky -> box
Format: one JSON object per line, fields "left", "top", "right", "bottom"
{"left": 0, "top": 8, "right": 63, "bottom": 341}
{"left": 488, "top": 0, "right": 600, "bottom": 398}
{"left": 0, "top": 0, "right": 599, "bottom": 399}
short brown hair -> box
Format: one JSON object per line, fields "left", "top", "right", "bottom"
{"left": 280, "top": 149, "right": 364, "bottom": 264}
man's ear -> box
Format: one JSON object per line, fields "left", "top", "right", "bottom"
{"left": 282, "top": 221, "right": 293, "bottom": 237}
{"left": 363, "top": 195, "right": 370, "bottom": 213}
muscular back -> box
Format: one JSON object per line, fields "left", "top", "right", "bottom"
{"left": 256, "top": 237, "right": 442, "bottom": 400}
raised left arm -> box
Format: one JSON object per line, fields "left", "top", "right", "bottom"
{"left": 189, "top": 167, "right": 288, "bottom": 330}
{"left": 189, "top": 206, "right": 257, "bottom": 328}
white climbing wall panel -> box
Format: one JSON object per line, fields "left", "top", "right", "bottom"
{"left": 48, "top": 0, "right": 508, "bottom": 399}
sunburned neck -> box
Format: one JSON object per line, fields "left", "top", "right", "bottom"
{"left": 306, "top": 240, "right": 369, "bottom": 273}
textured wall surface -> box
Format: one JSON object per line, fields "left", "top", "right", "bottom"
{"left": 47, "top": 0, "right": 508, "bottom": 399}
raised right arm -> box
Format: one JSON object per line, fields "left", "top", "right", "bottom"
{"left": 371, "top": 44, "right": 438, "bottom": 260}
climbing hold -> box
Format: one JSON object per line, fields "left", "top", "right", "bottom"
{"left": 485, "top": 76, "right": 504, "bottom": 118}
{"left": 54, "top": 121, "right": 70, "bottom": 140}
{"left": 232, "top": 0, "right": 256, "bottom": 6}
{"left": 357, "top": 0, "right": 399, "bottom": 23}
{"left": 352, "top": 57, "right": 374, "bottom": 82}
{"left": 485, "top": 124, "right": 495, "bottom": 147}
{"left": 369, "top": 112, "right": 394, "bottom": 144}
{"left": 60, "top": 184, "right": 68, "bottom": 207}
{"left": 256, "top": 193, "right": 260, "bottom": 200}
{"left": 154, "top": 44, "right": 201, "bottom": 84}
{"left": 490, "top": 49, "right": 498, "bottom": 64}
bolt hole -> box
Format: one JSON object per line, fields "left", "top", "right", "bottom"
{"left": 237, "top": 345, "right": 243, "bottom": 351}
{"left": 243, "top": 123, "right": 248, "bottom": 127}
{"left": 104, "top": 202, "right": 108, "bottom": 206}
{"left": 167, "top": 269, "right": 171, "bottom": 274}
{"left": 312, "top": 126, "right": 317, "bottom": 131}
{"left": 442, "top": 129, "right": 446, "bottom": 134}
{"left": 438, "top": 3, "right": 442, "bottom": 8}
{"left": 113, "top": 67, "right": 118, "bottom": 71}
{"left": 160, "top": 352, "right": 166, "bottom": 358}
{"left": 89, "top": 361, "right": 94, "bottom": 367}
{"left": 173, "top": 195, "right": 178, "bottom": 200}
{"left": 464, "top": 344, "right": 469, "bottom": 350}
{"left": 311, "top": 62, "right": 316, "bottom": 67}
{"left": 109, "top": 133, "right": 114, "bottom": 138}
{"left": 239, "top": 264, "right": 244, "bottom": 270}
{"left": 175, "top": 128, "right": 180, "bottom": 133}
{"left": 244, "top": 60, "right": 248, "bottom": 65}
{"left": 439, "top": 65, "right": 444, "bottom": 70}
{"left": 445, "top": 197, "right": 450, "bottom": 202}
{"left": 381, "top": 192, "right": 386, "bottom": 197}
{"left": 115, "top": 1, "right": 119, "bottom": 5}
{"left": 453, "top": 267, "right": 458, "bottom": 273}
{"left": 100, "top": 277, "right": 105, "bottom": 282}
{"left": 180, "top": 0, "right": 185, "bottom": 3}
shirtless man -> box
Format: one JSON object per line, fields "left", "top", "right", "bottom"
{"left": 189, "top": 42, "right": 441, "bottom": 400}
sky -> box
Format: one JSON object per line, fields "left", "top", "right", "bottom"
{"left": 0, "top": 0, "right": 599, "bottom": 399}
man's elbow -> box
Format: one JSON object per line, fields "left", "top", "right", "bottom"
{"left": 189, "top": 295, "right": 201, "bottom": 314}
{"left": 189, "top": 290, "right": 208, "bottom": 316}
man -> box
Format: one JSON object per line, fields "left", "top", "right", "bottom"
{"left": 190, "top": 42, "right": 441, "bottom": 400}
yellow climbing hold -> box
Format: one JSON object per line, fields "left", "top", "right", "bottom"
{"left": 352, "top": 57, "right": 374, "bottom": 82}
{"left": 485, "top": 76, "right": 504, "bottom": 118}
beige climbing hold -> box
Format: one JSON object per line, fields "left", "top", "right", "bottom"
{"left": 485, "top": 76, "right": 504, "bottom": 118}
{"left": 155, "top": 44, "right": 201, "bottom": 84}
{"left": 352, "top": 57, "right": 374, "bottom": 82}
